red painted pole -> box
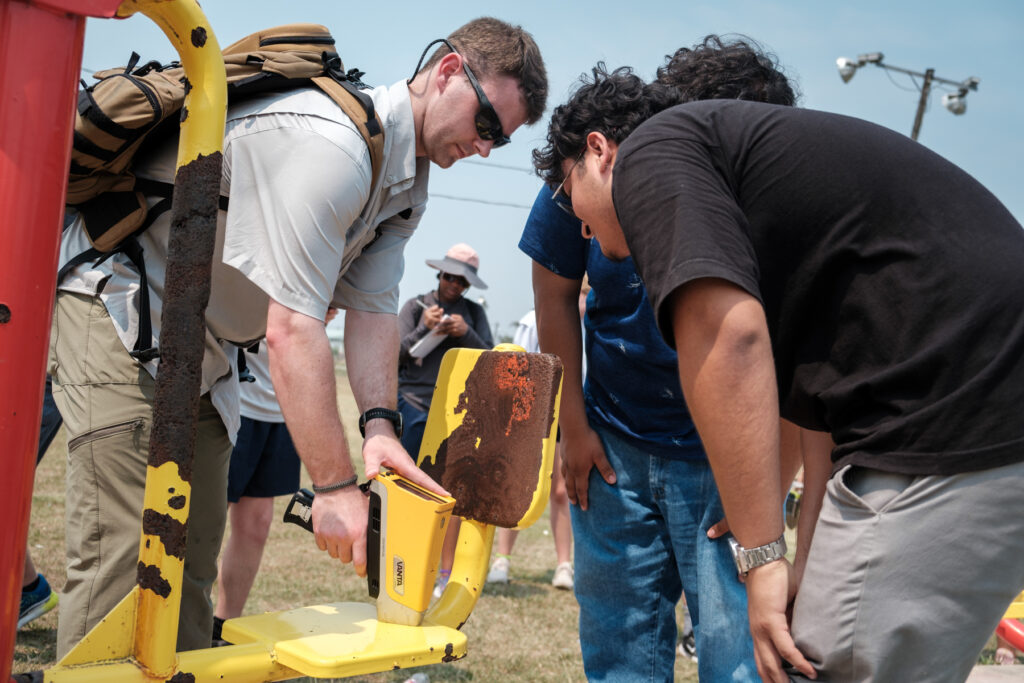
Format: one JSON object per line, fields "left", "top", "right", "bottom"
{"left": 0, "top": 0, "right": 120, "bottom": 678}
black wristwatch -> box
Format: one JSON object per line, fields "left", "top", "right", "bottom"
{"left": 358, "top": 407, "right": 403, "bottom": 438}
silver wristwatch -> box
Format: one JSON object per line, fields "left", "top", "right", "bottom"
{"left": 728, "top": 534, "right": 787, "bottom": 575}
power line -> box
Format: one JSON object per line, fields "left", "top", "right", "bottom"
{"left": 884, "top": 67, "right": 919, "bottom": 93}
{"left": 461, "top": 159, "right": 534, "bottom": 174}
{"left": 429, "top": 193, "right": 532, "bottom": 210}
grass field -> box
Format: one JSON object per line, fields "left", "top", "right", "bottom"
{"left": 13, "top": 363, "right": 699, "bottom": 682}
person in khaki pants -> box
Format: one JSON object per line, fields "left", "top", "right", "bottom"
{"left": 49, "top": 292, "right": 231, "bottom": 653}
{"left": 50, "top": 18, "right": 547, "bottom": 657}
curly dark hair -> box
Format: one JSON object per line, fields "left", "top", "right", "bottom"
{"left": 533, "top": 37, "right": 796, "bottom": 185}
{"left": 533, "top": 65, "right": 680, "bottom": 186}
{"left": 656, "top": 34, "right": 797, "bottom": 106}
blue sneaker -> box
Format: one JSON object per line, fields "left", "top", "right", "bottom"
{"left": 19, "top": 573, "right": 58, "bottom": 629}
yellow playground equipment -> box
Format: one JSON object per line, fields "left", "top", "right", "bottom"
{"left": 42, "top": 343, "right": 562, "bottom": 682}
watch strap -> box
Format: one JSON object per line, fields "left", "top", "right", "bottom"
{"left": 731, "top": 534, "right": 787, "bottom": 575}
{"left": 358, "top": 407, "right": 403, "bottom": 438}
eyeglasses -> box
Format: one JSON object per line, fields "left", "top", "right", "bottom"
{"left": 551, "top": 149, "right": 585, "bottom": 218}
{"left": 441, "top": 272, "right": 470, "bottom": 288}
{"left": 411, "top": 38, "right": 511, "bottom": 148}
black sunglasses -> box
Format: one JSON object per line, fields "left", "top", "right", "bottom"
{"left": 551, "top": 149, "right": 585, "bottom": 219}
{"left": 441, "top": 272, "right": 470, "bottom": 288}
{"left": 411, "top": 38, "right": 511, "bottom": 148}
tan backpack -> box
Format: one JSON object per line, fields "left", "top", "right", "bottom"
{"left": 62, "top": 24, "right": 387, "bottom": 362}
{"left": 68, "top": 23, "right": 385, "bottom": 252}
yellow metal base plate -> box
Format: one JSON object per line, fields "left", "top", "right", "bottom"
{"left": 222, "top": 602, "right": 467, "bottom": 679}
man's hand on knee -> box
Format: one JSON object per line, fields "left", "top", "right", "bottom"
{"left": 746, "top": 559, "right": 816, "bottom": 682}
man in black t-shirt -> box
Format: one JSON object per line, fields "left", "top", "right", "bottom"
{"left": 534, "top": 71, "right": 1024, "bottom": 682}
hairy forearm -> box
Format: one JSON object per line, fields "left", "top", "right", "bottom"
{"left": 794, "top": 429, "right": 833, "bottom": 579}
{"left": 344, "top": 309, "right": 399, "bottom": 422}
{"left": 673, "top": 280, "right": 783, "bottom": 549}
{"left": 266, "top": 300, "right": 352, "bottom": 485}
{"left": 779, "top": 419, "right": 804, "bottom": 496}
{"left": 532, "top": 263, "right": 587, "bottom": 435}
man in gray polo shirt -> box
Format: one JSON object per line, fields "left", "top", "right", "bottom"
{"left": 50, "top": 18, "right": 547, "bottom": 655}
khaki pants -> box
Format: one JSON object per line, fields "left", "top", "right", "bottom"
{"left": 789, "top": 461, "right": 1024, "bottom": 682}
{"left": 49, "top": 292, "right": 231, "bottom": 657}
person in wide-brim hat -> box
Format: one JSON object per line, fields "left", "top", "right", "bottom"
{"left": 425, "top": 242, "right": 488, "bottom": 289}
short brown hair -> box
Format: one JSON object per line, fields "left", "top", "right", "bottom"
{"left": 421, "top": 17, "right": 547, "bottom": 124}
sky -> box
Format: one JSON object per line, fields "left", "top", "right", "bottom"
{"left": 79, "top": 0, "right": 1024, "bottom": 338}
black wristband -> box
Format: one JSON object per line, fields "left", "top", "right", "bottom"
{"left": 358, "top": 407, "right": 403, "bottom": 438}
{"left": 311, "top": 474, "right": 359, "bottom": 494}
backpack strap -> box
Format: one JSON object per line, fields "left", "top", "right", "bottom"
{"left": 236, "top": 342, "right": 259, "bottom": 383}
{"left": 312, "top": 72, "right": 385, "bottom": 192}
{"left": 119, "top": 236, "right": 160, "bottom": 362}
{"left": 58, "top": 194, "right": 174, "bottom": 363}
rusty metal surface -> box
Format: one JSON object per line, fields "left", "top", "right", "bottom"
{"left": 146, "top": 151, "right": 222, "bottom": 483}
{"left": 142, "top": 509, "right": 188, "bottom": 559}
{"left": 137, "top": 561, "right": 172, "bottom": 598}
{"left": 421, "top": 352, "right": 562, "bottom": 527}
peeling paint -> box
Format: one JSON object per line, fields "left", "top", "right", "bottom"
{"left": 168, "top": 494, "right": 186, "bottom": 510}
{"left": 147, "top": 152, "right": 223, "bottom": 485}
{"left": 137, "top": 561, "right": 171, "bottom": 598}
{"left": 142, "top": 509, "right": 188, "bottom": 559}
{"left": 190, "top": 26, "right": 207, "bottom": 48}
{"left": 419, "top": 352, "right": 561, "bottom": 527}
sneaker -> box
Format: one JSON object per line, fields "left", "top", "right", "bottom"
{"left": 552, "top": 562, "right": 574, "bottom": 590}
{"left": 677, "top": 632, "right": 698, "bottom": 663}
{"left": 211, "top": 616, "right": 231, "bottom": 647}
{"left": 785, "top": 487, "right": 802, "bottom": 529}
{"left": 432, "top": 571, "right": 450, "bottom": 600}
{"left": 486, "top": 556, "right": 510, "bottom": 584}
{"left": 19, "top": 573, "right": 58, "bottom": 629}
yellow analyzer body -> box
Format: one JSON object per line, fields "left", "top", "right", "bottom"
{"left": 367, "top": 469, "right": 455, "bottom": 625}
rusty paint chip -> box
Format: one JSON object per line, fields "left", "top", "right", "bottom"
{"left": 442, "top": 642, "right": 458, "bottom": 663}
{"left": 0, "top": 304, "right": 10, "bottom": 324}
{"left": 422, "top": 352, "right": 562, "bottom": 526}
{"left": 137, "top": 562, "right": 171, "bottom": 598}
{"left": 168, "top": 495, "right": 186, "bottom": 510}
{"left": 142, "top": 509, "right": 188, "bottom": 559}
{"left": 190, "top": 27, "right": 207, "bottom": 48}
{"left": 167, "top": 672, "right": 196, "bottom": 683}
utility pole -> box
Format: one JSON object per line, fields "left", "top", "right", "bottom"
{"left": 836, "top": 53, "right": 979, "bottom": 141}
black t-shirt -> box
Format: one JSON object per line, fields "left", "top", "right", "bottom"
{"left": 614, "top": 100, "right": 1024, "bottom": 475}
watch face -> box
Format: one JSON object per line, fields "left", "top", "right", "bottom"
{"left": 727, "top": 536, "right": 745, "bottom": 575}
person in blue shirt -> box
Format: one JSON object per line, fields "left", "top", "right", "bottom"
{"left": 520, "top": 36, "right": 796, "bottom": 681}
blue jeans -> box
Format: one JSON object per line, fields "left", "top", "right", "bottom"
{"left": 397, "top": 393, "right": 429, "bottom": 459}
{"left": 572, "top": 425, "right": 757, "bottom": 682}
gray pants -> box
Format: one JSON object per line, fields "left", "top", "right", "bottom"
{"left": 50, "top": 292, "right": 231, "bottom": 656}
{"left": 789, "top": 460, "right": 1024, "bottom": 682}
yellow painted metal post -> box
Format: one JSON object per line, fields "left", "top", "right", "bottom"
{"left": 110, "top": 0, "right": 227, "bottom": 676}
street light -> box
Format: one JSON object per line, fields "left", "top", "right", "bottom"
{"left": 835, "top": 52, "right": 980, "bottom": 140}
